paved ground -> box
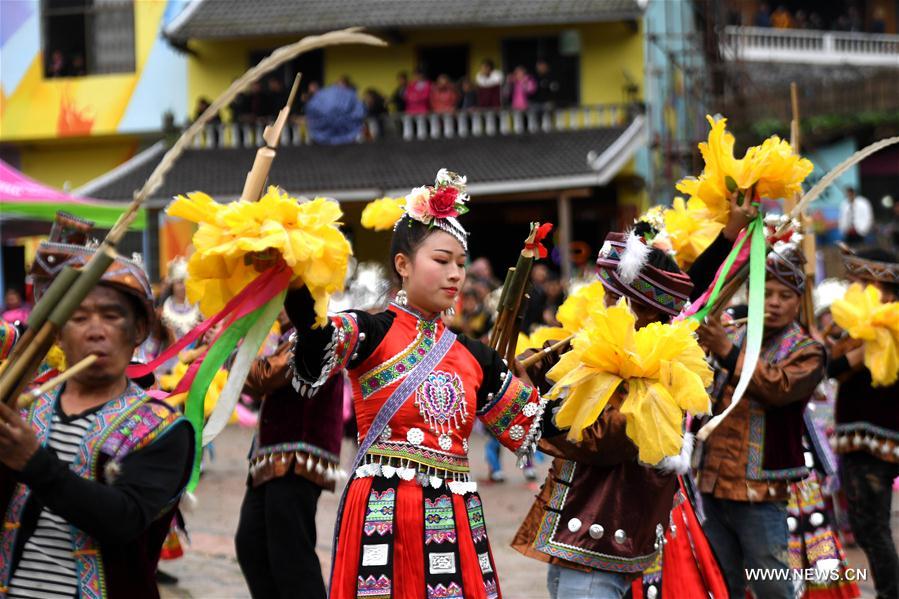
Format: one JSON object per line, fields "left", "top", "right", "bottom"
{"left": 161, "top": 425, "right": 894, "bottom": 598}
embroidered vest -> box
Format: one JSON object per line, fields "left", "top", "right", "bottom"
{"left": 0, "top": 383, "right": 184, "bottom": 599}
{"left": 742, "top": 322, "right": 819, "bottom": 481}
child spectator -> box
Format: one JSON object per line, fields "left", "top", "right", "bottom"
{"left": 507, "top": 65, "right": 536, "bottom": 111}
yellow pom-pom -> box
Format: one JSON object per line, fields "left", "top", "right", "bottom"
{"left": 167, "top": 187, "right": 352, "bottom": 327}
{"left": 675, "top": 115, "right": 814, "bottom": 221}
{"left": 831, "top": 283, "right": 899, "bottom": 387}
{"left": 547, "top": 297, "right": 712, "bottom": 464}
{"left": 361, "top": 197, "right": 405, "bottom": 231}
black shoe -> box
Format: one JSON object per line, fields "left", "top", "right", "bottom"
{"left": 156, "top": 570, "right": 179, "bottom": 585}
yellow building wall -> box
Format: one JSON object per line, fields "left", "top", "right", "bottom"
{"left": 1, "top": 0, "right": 177, "bottom": 141}
{"left": 184, "top": 21, "right": 644, "bottom": 118}
{"left": 16, "top": 137, "right": 140, "bottom": 190}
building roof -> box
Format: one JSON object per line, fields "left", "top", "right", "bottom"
{"left": 83, "top": 120, "right": 645, "bottom": 204}
{"left": 165, "top": 0, "right": 643, "bottom": 42}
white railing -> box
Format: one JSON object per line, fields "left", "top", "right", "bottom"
{"left": 187, "top": 104, "right": 634, "bottom": 150}
{"left": 722, "top": 26, "right": 899, "bottom": 66}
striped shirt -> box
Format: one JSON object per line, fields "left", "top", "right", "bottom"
{"left": 8, "top": 411, "right": 97, "bottom": 599}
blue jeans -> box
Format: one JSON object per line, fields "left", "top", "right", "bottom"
{"left": 485, "top": 435, "right": 502, "bottom": 474}
{"left": 700, "top": 494, "right": 792, "bottom": 599}
{"left": 546, "top": 563, "right": 630, "bottom": 599}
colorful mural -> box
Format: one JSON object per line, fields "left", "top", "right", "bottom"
{"left": 0, "top": 0, "right": 189, "bottom": 141}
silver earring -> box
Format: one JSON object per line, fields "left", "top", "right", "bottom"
{"left": 395, "top": 289, "right": 408, "bottom": 306}
{"left": 444, "top": 305, "right": 456, "bottom": 317}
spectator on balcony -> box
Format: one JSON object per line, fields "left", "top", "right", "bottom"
{"left": 847, "top": 6, "right": 864, "bottom": 32}
{"left": 404, "top": 69, "right": 431, "bottom": 115}
{"left": 230, "top": 80, "right": 263, "bottom": 125}
{"left": 458, "top": 78, "right": 478, "bottom": 110}
{"left": 304, "top": 82, "right": 366, "bottom": 145}
{"left": 47, "top": 49, "right": 68, "bottom": 78}
{"left": 476, "top": 59, "right": 503, "bottom": 108}
{"left": 192, "top": 96, "right": 220, "bottom": 146}
{"left": 430, "top": 74, "right": 460, "bottom": 114}
{"left": 753, "top": 2, "right": 771, "bottom": 27}
{"left": 808, "top": 12, "right": 825, "bottom": 30}
{"left": 362, "top": 88, "right": 387, "bottom": 119}
{"left": 192, "top": 97, "right": 219, "bottom": 124}
{"left": 390, "top": 71, "right": 408, "bottom": 113}
{"left": 770, "top": 5, "right": 794, "bottom": 29}
{"left": 507, "top": 65, "right": 537, "bottom": 111}
{"left": 70, "top": 54, "right": 86, "bottom": 77}
{"left": 532, "top": 60, "right": 561, "bottom": 110}
{"left": 298, "top": 81, "right": 320, "bottom": 116}
{"left": 261, "top": 77, "right": 287, "bottom": 120}
{"left": 839, "top": 186, "right": 873, "bottom": 246}
{"left": 871, "top": 6, "right": 887, "bottom": 33}
{"left": 793, "top": 9, "right": 809, "bottom": 30}
{"left": 362, "top": 88, "right": 388, "bottom": 138}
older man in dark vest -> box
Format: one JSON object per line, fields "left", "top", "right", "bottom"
{"left": 0, "top": 213, "right": 194, "bottom": 599}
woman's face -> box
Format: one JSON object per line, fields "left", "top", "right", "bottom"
{"left": 172, "top": 280, "right": 186, "bottom": 302}
{"left": 395, "top": 231, "right": 467, "bottom": 317}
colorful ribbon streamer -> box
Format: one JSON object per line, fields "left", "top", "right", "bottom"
{"left": 129, "top": 262, "right": 293, "bottom": 490}
{"left": 697, "top": 214, "right": 766, "bottom": 441}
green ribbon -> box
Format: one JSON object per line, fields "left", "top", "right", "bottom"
{"left": 729, "top": 213, "right": 768, "bottom": 407}
{"left": 690, "top": 219, "right": 754, "bottom": 323}
{"left": 184, "top": 305, "right": 265, "bottom": 491}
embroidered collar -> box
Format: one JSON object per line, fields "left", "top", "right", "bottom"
{"left": 389, "top": 301, "right": 442, "bottom": 324}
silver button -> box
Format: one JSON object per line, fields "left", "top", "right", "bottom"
{"left": 614, "top": 529, "right": 627, "bottom": 544}
{"left": 787, "top": 516, "right": 798, "bottom": 532}
{"left": 588, "top": 524, "right": 604, "bottom": 539}
{"left": 647, "top": 584, "right": 658, "bottom": 599}
{"left": 810, "top": 512, "right": 824, "bottom": 527}
{"left": 567, "top": 518, "right": 582, "bottom": 533}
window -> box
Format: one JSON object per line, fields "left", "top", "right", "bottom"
{"left": 42, "top": 0, "right": 135, "bottom": 78}
{"left": 418, "top": 45, "right": 470, "bottom": 81}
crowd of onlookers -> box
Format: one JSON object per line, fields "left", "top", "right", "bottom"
{"left": 187, "top": 58, "right": 564, "bottom": 144}
{"left": 450, "top": 258, "right": 567, "bottom": 343}
{"left": 385, "top": 59, "right": 562, "bottom": 116}
{"left": 736, "top": 3, "right": 891, "bottom": 34}
{"left": 211, "top": 58, "right": 562, "bottom": 128}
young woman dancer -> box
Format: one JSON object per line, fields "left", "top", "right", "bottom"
{"left": 286, "top": 170, "right": 545, "bottom": 599}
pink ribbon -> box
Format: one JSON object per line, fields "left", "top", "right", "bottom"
{"left": 127, "top": 263, "right": 292, "bottom": 379}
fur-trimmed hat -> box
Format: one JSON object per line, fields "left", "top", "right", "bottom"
{"left": 596, "top": 230, "right": 693, "bottom": 316}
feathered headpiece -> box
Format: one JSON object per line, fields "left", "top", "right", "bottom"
{"left": 596, "top": 229, "right": 693, "bottom": 317}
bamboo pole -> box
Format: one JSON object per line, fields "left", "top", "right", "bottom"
{"left": 17, "top": 355, "right": 98, "bottom": 409}
{"left": 0, "top": 29, "right": 386, "bottom": 407}
{"left": 519, "top": 335, "right": 574, "bottom": 369}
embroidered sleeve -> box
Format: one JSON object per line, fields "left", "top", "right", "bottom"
{"left": 477, "top": 368, "right": 547, "bottom": 458}
{"left": 290, "top": 312, "right": 362, "bottom": 397}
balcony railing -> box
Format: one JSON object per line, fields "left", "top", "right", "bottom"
{"left": 722, "top": 26, "right": 899, "bottom": 66}
{"left": 187, "top": 104, "right": 637, "bottom": 150}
